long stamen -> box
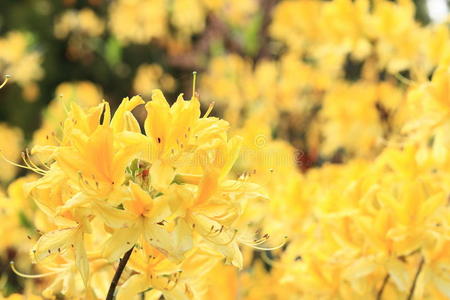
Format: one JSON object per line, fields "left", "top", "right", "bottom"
{"left": 260, "top": 250, "right": 275, "bottom": 266}
{"left": 394, "top": 72, "right": 414, "bottom": 86}
{"left": 0, "top": 75, "right": 10, "bottom": 89}
{"left": 21, "top": 152, "right": 43, "bottom": 174}
{"left": 229, "top": 179, "right": 246, "bottom": 190}
{"left": 31, "top": 149, "right": 51, "bottom": 170}
{"left": 205, "top": 225, "right": 225, "bottom": 238}
{"left": 59, "top": 94, "right": 71, "bottom": 115}
{"left": 10, "top": 261, "right": 62, "bottom": 279}
{"left": 77, "top": 172, "right": 99, "bottom": 194}
{"left": 240, "top": 236, "right": 288, "bottom": 251}
{"left": 239, "top": 236, "right": 270, "bottom": 246}
{"left": 51, "top": 131, "right": 63, "bottom": 144}
{"left": 164, "top": 274, "right": 179, "bottom": 291}
{"left": 23, "top": 153, "right": 46, "bottom": 175}
{"left": 0, "top": 150, "right": 45, "bottom": 175}
{"left": 239, "top": 232, "right": 270, "bottom": 245}
{"left": 192, "top": 71, "right": 197, "bottom": 99}
{"left": 24, "top": 150, "right": 48, "bottom": 173}
{"left": 204, "top": 229, "right": 238, "bottom": 246}
{"left": 203, "top": 101, "right": 215, "bottom": 118}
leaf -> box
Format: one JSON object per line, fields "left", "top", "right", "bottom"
{"left": 105, "top": 37, "right": 122, "bottom": 67}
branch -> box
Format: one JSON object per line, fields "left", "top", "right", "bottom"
{"left": 106, "top": 246, "right": 135, "bottom": 300}
{"left": 376, "top": 273, "right": 390, "bottom": 300}
{"left": 406, "top": 256, "right": 425, "bottom": 300}
{"left": 255, "top": 0, "right": 278, "bottom": 62}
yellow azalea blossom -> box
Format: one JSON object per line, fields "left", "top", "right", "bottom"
{"left": 32, "top": 81, "right": 103, "bottom": 149}
{"left": 133, "top": 64, "right": 175, "bottom": 97}
{"left": 30, "top": 208, "right": 91, "bottom": 285}
{"left": 14, "top": 84, "right": 267, "bottom": 298}
{"left": 117, "top": 245, "right": 221, "bottom": 300}
{"left": 143, "top": 89, "right": 229, "bottom": 190}
{"left": 109, "top": 0, "right": 167, "bottom": 44}
{"left": 102, "top": 182, "right": 192, "bottom": 262}
{"left": 169, "top": 137, "right": 268, "bottom": 268}
{"left": 0, "top": 31, "right": 43, "bottom": 91}
{"left": 54, "top": 8, "right": 105, "bottom": 39}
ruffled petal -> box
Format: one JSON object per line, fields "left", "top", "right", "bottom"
{"left": 116, "top": 274, "right": 148, "bottom": 300}
{"left": 103, "top": 225, "right": 140, "bottom": 261}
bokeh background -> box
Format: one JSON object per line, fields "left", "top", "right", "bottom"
{"left": 1, "top": 0, "right": 450, "bottom": 299}
{"left": 0, "top": 0, "right": 447, "bottom": 141}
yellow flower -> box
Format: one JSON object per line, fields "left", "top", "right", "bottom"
{"left": 30, "top": 208, "right": 91, "bottom": 285}
{"left": 102, "top": 182, "right": 191, "bottom": 262}
{"left": 0, "top": 31, "right": 43, "bottom": 89}
{"left": 171, "top": 0, "right": 205, "bottom": 36}
{"left": 117, "top": 246, "right": 221, "bottom": 300}
{"left": 143, "top": 89, "right": 230, "bottom": 191}
{"left": 109, "top": 0, "right": 167, "bottom": 44}
{"left": 54, "top": 8, "right": 105, "bottom": 39}
{"left": 133, "top": 64, "right": 175, "bottom": 97}
{"left": 32, "top": 81, "right": 103, "bottom": 149}
{"left": 54, "top": 99, "right": 144, "bottom": 199}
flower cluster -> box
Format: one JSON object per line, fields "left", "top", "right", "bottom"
{"left": 13, "top": 90, "right": 272, "bottom": 299}
{"left": 0, "top": 31, "right": 43, "bottom": 101}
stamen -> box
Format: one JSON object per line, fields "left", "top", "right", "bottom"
{"left": 205, "top": 225, "right": 225, "bottom": 238}
{"left": 0, "top": 75, "right": 10, "bottom": 89}
{"left": 239, "top": 235, "right": 269, "bottom": 246}
{"left": 0, "top": 150, "right": 46, "bottom": 175}
{"left": 393, "top": 72, "right": 416, "bottom": 86}
{"left": 163, "top": 273, "right": 180, "bottom": 291}
{"left": 59, "top": 94, "right": 70, "bottom": 114}
{"left": 260, "top": 250, "right": 275, "bottom": 266}
{"left": 21, "top": 152, "right": 45, "bottom": 175}
{"left": 203, "top": 101, "right": 215, "bottom": 118}
{"left": 192, "top": 71, "right": 197, "bottom": 99}
{"left": 204, "top": 229, "right": 237, "bottom": 246}
{"left": 226, "top": 179, "right": 246, "bottom": 191}
{"left": 77, "top": 172, "right": 100, "bottom": 193}
{"left": 23, "top": 150, "right": 48, "bottom": 174}
{"left": 50, "top": 131, "right": 63, "bottom": 144}
{"left": 240, "top": 236, "right": 288, "bottom": 251}
{"left": 30, "top": 149, "right": 51, "bottom": 170}
{"left": 10, "top": 261, "right": 61, "bottom": 279}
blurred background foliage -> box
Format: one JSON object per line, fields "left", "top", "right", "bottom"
{"left": 0, "top": 0, "right": 441, "bottom": 140}
{"left": 0, "top": 0, "right": 264, "bottom": 139}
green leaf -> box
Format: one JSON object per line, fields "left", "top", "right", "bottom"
{"left": 18, "top": 211, "right": 34, "bottom": 230}
{"left": 105, "top": 37, "right": 122, "bottom": 67}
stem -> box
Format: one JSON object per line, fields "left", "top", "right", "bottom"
{"left": 377, "top": 273, "right": 390, "bottom": 300}
{"left": 406, "top": 256, "right": 425, "bottom": 300}
{"left": 106, "top": 246, "right": 134, "bottom": 300}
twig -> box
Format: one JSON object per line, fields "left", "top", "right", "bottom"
{"left": 106, "top": 246, "right": 135, "bottom": 300}
{"left": 255, "top": 0, "right": 278, "bottom": 62}
{"left": 406, "top": 256, "right": 425, "bottom": 300}
{"left": 376, "top": 273, "right": 390, "bottom": 300}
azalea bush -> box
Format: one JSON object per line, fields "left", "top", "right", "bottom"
{"left": 0, "top": 0, "right": 449, "bottom": 299}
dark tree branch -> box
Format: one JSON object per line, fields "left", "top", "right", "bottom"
{"left": 376, "top": 273, "right": 390, "bottom": 300}
{"left": 106, "top": 246, "right": 135, "bottom": 300}
{"left": 255, "top": 0, "right": 278, "bottom": 62}
{"left": 407, "top": 256, "right": 425, "bottom": 300}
